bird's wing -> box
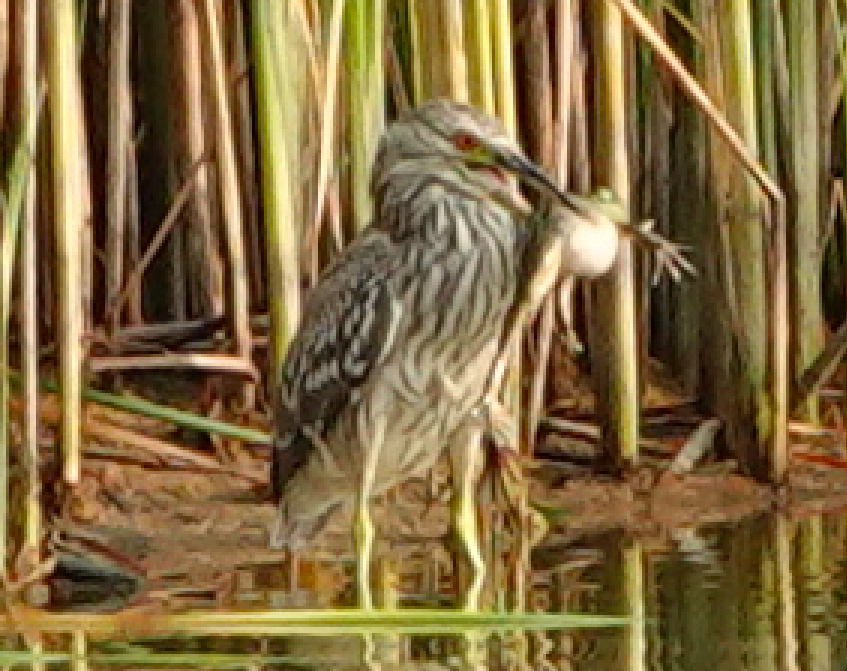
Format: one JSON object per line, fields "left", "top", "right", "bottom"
{"left": 271, "top": 229, "right": 401, "bottom": 498}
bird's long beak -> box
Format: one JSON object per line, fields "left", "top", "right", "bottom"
{"left": 500, "top": 152, "right": 589, "bottom": 217}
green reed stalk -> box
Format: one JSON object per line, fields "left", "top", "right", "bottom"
{"left": 19, "top": 0, "right": 40, "bottom": 558}
{"left": 441, "top": 0, "right": 468, "bottom": 101}
{"left": 465, "top": 0, "right": 495, "bottom": 113}
{"left": 491, "top": 0, "right": 516, "bottom": 136}
{"left": 406, "top": 0, "right": 423, "bottom": 104}
{"left": 47, "top": 0, "right": 83, "bottom": 485}
{"left": 590, "top": 0, "right": 639, "bottom": 465}
{"left": 105, "top": 0, "right": 131, "bottom": 333}
{"left": 346, "top": 0, "right": 385, "bottom": 232}
{"left": 720, "top": 0, "right": 772, "bottom": 473}
{"left": 0, "top": 54, "right": 38, "bottom": 574}
{"left": 251, "top": 0, "right": 302, "bottom": 378}
{"left": 787, "top": 0, "right": 823, "bottom": 422}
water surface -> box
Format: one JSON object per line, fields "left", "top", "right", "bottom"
{"left": 4, "top": 508, "right": 847, "bottom": 670}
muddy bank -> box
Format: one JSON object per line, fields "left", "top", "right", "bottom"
{"left": 34, "top": 452, "right": 847, "bottom": 611}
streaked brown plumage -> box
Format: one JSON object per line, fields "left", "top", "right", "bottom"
{"left": 270, "top": 98, "right": 691, "bottom": 607}
{"left": 272, "top": 100, "right": 531, "bottom": 548}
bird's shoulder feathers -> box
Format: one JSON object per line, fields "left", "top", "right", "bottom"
{"left": 272, "top": 230, "right": 402, "bottom": 495}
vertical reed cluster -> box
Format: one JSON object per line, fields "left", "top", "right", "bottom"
{"left": 0, "top": 0, "right": 837, "bottom": 573}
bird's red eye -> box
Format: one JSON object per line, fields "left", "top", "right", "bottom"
{"left": 452, "top": 132, "right": 479, "bottom": 151}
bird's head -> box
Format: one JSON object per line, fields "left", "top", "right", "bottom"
{"left": 372, "top": 98, "right": 570, "bottom": 213}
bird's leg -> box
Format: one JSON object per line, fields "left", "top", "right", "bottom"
{"left": 556, "top": 277, "right": 584, "bottom": 355}
{"left": 355, "top": 416, "right": 384, "bottom": 610}
{"left": 355, "top": 460, "right": 377, "bottom": 610}
{"left": 450, "top": 420, "right": 486, "bottom": 611}
{"left": 435, "top": 370, "right": 493, "bottom": 608}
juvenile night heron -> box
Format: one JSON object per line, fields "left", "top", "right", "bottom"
{"left": 270, "top": 99, "right": 689, "bottom": 608}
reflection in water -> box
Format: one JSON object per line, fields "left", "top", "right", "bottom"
{"left": 7, "top": 511, "right": 847, "bottom": 669}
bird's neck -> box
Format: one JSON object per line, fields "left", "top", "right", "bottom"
{"left": 372, "top": 169, "right": 530, "bottom": 239}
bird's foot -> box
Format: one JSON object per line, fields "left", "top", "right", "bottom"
{"left": 629, "top": 219, "right": 696, "bottom": 284}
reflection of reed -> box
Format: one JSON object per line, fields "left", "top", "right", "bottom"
{"left": 27, "top": 639, "right": 46, "bottom": 671}
{"left": 774, "top": 514, "right": 799, "bottom": 671}
{"left": 71, "top": 630, "right": 88, "bottom": 671}
{"left": 797, "top": 515, "right": 832, "bottom": 671}
{"left": 369, "top": 558, "right": 402, "bottom": 669}
{"left": 621, "top": 545, "right": 645, "bottom": 671}
{"left": 829, "top": 514, "right": 847, "bottom": 664}
{"left": 285, "top": 631, "right": 487, "bottom": 671}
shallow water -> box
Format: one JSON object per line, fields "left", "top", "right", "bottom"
{"left": 4, "top": 509, "right": 847, "bottom": 670}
